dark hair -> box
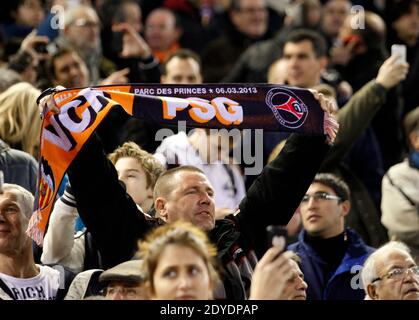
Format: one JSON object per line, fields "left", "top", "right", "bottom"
{"left": 352, "top": 11, "right": 386, "bottom": 51}
{"left": 146, "top": 7, "right": 182, "bottom": 29}
{"left": 100, "top": 0, "right": 140, "bottom": 25}
{"left": 229, "top": 0, "right": 243, "bottom": 11}
{"left": 313, "top": 173, "right": 350, "bottom": 201}
{"left": 280, "top": 29, "right": 327, "bottom": 58}
{"left": 384, "top": 0, "right": 419, "bottom": 25}
{"left": 1, "top": 0, "right": 45, "bottom": 23}
{"left": 7, "top": 50, "right": 34, "bottom": 73}
{"left": 45, "top": 47, "right": 79, "bottom": 82}
{"left": 161, "top": 49, "right": 201, "bottom": 75}
{"left": 229, "top": 0, "right": 267, "bottom": 11}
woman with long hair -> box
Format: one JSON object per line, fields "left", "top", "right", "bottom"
{"left": 0, "top": 82, "right": 41, "bottom": 157}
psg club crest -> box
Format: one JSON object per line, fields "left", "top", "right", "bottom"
{"left": 265, "top": 87, "right": 308, "bottom": 129}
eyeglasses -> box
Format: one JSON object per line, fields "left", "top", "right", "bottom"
{"left": 372, "top": 266, "right": 419, "bottom": 283}
{"left": 104, "top": 286, "right": 142, "bottom": 299}
{"left": 72, "top": 18, "right": 100, "bottom": 28}
{"left": 301, "top": 192, "right": 342, "bottom": 203}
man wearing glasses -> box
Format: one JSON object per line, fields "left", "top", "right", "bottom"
{"left": 362, "top": 241, "right": 419, "bottom": 300}
{"left": 288, "top": 173, "right": 375, "bottom": 300}
{"left": 53, "top": 4, "right": 103, "bottom": 85}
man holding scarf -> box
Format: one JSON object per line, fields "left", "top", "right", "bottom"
{"left": 381, "top": 107, "right": 419, "bottom": 264}
{"left": 38, "top": 86, "right": 338, "bottom": 299}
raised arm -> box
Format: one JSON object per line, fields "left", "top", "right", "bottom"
{"left": 238, "top": 92, "right": 336, "bottom": 257}
{"left": 41, "top": 187, "right": 85, "bottom": 273}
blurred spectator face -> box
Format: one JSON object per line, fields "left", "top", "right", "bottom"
{"left": 392, "top": 3, "right": 419, "bottom": 46}
{"left": 0, "top": 189, "right": 29, "bottom": 254}
{"left": 115, "top": 157, "right": 153, "bottom": 212}
{"left": 52, "top": 52, "right": 89, "bottom": 88}
{"left": 151, "top": 243, "right": 213, "bottom": 300}
{"left": 306, "top": 1, "right": 322, "bottom": 28}
{"left": 299, "top": 182, "right": 348, "bottom": 238}
{"left": 230, "top": 0, "right": 268, "bottom": 39}
{"left": 161, "top": 57, "right": 203, "bottom": 84}
{"left": 321, "top": 0, "right": 351, "bottom": 38}
{"left": 369, "top": 249, "right": 419, "bottom": 300}
{"left": 145, "top": 9, "right": 181, "bottom": 52}
{"left": 158, "top": 171, "right": 216, "bottom": 231}
{"left": 282, "top": 40, "right": 327, "bottom": 88}
{"left": 284, "top": 0, "right": 322, "bottom": 29}
{"left": 105, "top": 281, "right": 149, "bottom": 300}
{"left": 287, "top": 260, "right": 308, "bottom": 300}
{"left": 13, "top": 0, "right": 44, "bottom": 28}
{"left": 121, "top": 1, "right": 142, "bottom": 33}
{"left": 64, "top": 7, "right": 101, "bottom": 51}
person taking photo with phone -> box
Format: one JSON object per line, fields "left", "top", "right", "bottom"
{"left": 385, "top": 0, "right": 419, "bottom": 115}
{"left": 330, "top": 10, "right": 406, "bottom": 171}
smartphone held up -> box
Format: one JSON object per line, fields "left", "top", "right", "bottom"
{"left": 266, "top": 225, "right": 288, "bottom": 250}
{"left": 391, "top": 44, "right": 407, "bottom": 65}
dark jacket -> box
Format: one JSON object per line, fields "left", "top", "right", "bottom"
{"left": 288, "top": 227, "right": 374, "bottom": 300}
{"left": 223, "top": 35, "right": 282, "bottom": 83}
{"left": 0, "top": 139, "right": 38, "bottom": 195}
{"left": 201, "top": 10, "right": 283, "bottom": 83}
{"left": 68, "top": 132, "right": 330, "bottom": 299}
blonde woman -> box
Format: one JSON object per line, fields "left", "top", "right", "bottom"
{"left": 0, "top": 82, "right": 41, "bottom": 157}
{"left": 138, "top": 221, "right": 220, "bottom": 300}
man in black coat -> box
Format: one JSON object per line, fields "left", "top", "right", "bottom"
{"left": 43, "top": 90, "right": 337, "bottom": 299}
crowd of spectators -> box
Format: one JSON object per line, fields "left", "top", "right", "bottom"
{"left": 0, "top": 0, "right": 418, "bottom": 301}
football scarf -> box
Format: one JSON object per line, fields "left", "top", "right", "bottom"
{"left": 27, "top": 84, "right": 326, "bottom": 245}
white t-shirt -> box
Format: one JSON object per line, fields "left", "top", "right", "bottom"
{"left": 155, "top": 132, "right": 246, "bottom": 210}
{"left": 0, "top": 265, "right": 61, "bottom": 300}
